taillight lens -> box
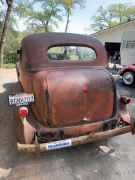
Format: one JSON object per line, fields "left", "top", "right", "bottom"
{"left": 120, "top": 96, "right": 131, "bottom": 104}
{"left": 19, "top": 106, "right": 28, "bottom": 118}
{"left": 83, "top": 85, "right": 89, "bottom": 93}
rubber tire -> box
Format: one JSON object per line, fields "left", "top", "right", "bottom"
{"left": 122, "top": 71, "right": 135, "bottom": 86}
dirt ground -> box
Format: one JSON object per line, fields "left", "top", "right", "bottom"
{"left": 0, "top": 68, "right": 135, "bottom": 180}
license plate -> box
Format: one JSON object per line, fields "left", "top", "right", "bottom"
{"left": 8, "top": 93, "right": 34, "bottom": 106}
{"left": 46, "top": 139, "right": 72, "bottom": 150}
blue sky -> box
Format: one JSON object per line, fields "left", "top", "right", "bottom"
{"left": 19, "top": 0, "right": 135, "bottom": 34}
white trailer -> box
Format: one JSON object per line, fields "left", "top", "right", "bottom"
{"left": 120, "top": 31, "right": 135, "bottom": 65}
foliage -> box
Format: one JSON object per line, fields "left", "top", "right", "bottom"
{"left": 90, "top": 3, "right": 135, "bottom": 31}
{"left": 20, "top": 0, "right": 62, "bottom": 32}
{"left": 0, "top": 0, "right": 84, "bottom": 67}
{"left": 1, "top": 63, "right": 16, "bottom": 68}
{"left": 3, "top": 29, "right": 33, "bottom": 64}
{"left": 4, "top": 29, "right": 19, "bottom": 53}
{"left": 0, "top": 0, "right": 34, "bottom": 66}
{"left": 3, "top": 51, "right": 19, "bottom": 64}
{"left": 0, "top": 1, "right": 18, "bottom": 39}
{"left": 0, "top": 5, "right": 4, "bottom": 33}
{"left": 22, "top": 0, "right": 86, "bottom": 33}
{"left": 60, "top": 0, "right": 85, "bottom": 14}
{"left": 59, "top": 0, "right": 85, "bottom": 32}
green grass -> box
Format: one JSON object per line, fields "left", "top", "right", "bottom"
{"left": 1, "top": 63, "right": 16, "bottom": 68}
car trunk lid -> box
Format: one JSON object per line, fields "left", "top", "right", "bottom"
{"left": 45, "top": 68, "right": 115, "bottom": 127}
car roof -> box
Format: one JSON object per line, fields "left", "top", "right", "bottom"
{"left": 21, "top": 32, "right": 108, "bottom": 69}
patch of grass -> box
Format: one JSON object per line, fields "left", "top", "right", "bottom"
{"left": 1, "top": 63, "right": 16, "bottom": 69}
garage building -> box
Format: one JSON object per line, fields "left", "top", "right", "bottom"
{"left": 91, "top": 20, "right": 135, "bottom": 57}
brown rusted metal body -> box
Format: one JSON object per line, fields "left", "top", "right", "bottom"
{"left": 14, "top": 33, "right": 133, "bottom": 152}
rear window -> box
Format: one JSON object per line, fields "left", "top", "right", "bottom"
{"left": 48, "top": 45, "right": 96, "bottom": 61}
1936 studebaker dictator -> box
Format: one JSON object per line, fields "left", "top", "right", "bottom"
{"left": 9, "top": 33, "right": 135, "bottom": 153}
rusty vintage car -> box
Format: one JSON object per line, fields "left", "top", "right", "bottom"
{"left": 9, "top": 32, "right": 134, "bottom": 153}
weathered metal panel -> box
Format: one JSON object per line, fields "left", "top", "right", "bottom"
{"left": 45, "top": 68, "right": 114, "bottom": 126}
{"left": 21, "top": 33, "right": 108, "bottom": 69}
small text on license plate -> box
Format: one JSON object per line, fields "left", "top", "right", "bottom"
{"left": 8, "top": 93, "right": 34, "bottom": 106}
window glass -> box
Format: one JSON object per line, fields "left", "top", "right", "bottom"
{"left": 122, "top": 41, "right": 135, "bottom": 49}
{"left": 48, "top": 46, "right": 96, "bottom": 61}
{"left": 130, "top": 41, "right": 135, "bottom": 49}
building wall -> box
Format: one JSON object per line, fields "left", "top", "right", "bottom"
{"left": 93, "top": 22, "right": 135, "bottom": 45}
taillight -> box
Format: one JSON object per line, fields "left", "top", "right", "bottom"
{"left": 19, "top": 106, "right": 28, "bottom": 118}
{"left": 120, "top": 96, "right": 131, "bottom": 104}
{"left": 83, "top": 85, "right": 89, "bottom": 93}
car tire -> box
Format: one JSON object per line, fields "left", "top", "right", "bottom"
{"left": 122, "top": 71, "right": 135, "bottom": 86}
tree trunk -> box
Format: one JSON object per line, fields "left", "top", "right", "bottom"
{"left": 0, "top": 0, "right": 13, "bottom": 67}
{"left": 65, "top": 9, "right": 70, "bottom": 33}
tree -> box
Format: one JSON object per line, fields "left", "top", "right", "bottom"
{"left": 60, "top": 0, "right": 85, "bottom": 33}
{"left": 0, "top": 5, "right": 5, "bottom": 34}
{"left": 90, "top": 3, "right": 135, "bottom": 32}
{"left": 25, "top": 0, "right": 62, "bottom": 32}
{"left": 109, "top": 3, "right": 135, "bottom": 23}
{"left": 0, "top": 0, "right": 13, "bottom": 66}
{"left": 0, "top": 0, "right": 34, "bottom": 66}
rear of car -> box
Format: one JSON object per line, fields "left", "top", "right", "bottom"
{"left": 10, "top": 33, "right": 134, "bottom": 152}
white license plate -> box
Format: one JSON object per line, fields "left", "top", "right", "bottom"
{"left": 8, "top": 93, "right": 34, "bottom": 106}
{"left": 46, "top": 139, "right": 72, "bottom": 150}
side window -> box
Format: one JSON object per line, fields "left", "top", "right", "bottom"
{"left": 130, "top": 41, "right": 135, "bottom": 49}
{"left": 47, "top": 46, "right": 96, "bottom": 61}
{"left": 122, "top": 41, "right": 135, "bottom": 49}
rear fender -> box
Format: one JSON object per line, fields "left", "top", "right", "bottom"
{"left": 120, "top": 67, "right": 135, "bottom": 76}
{"left": 13, "top": 82, "right": 37, "bottom": 144}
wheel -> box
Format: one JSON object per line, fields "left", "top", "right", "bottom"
{"left": 122, "top": 71, "right": 135, "bottom": 86}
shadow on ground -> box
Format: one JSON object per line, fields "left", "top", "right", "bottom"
{"left": 0, "top": 83, "right": 18, "bottom": 178}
